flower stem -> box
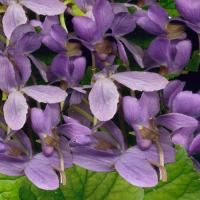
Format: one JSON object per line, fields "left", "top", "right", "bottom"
{"left": 155, "top": 141, "right": 167, "bottom": 182}
{"left": 56, "top": 147, "right": 67, "bottom": 185}
{"left": 71, "top": 105, "right": 94, "bottom": 122}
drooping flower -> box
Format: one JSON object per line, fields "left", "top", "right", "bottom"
{"left": 0, "top": 25, "right": 67, "bottom": 130}
{"left": 59, "top": 116, "right": 175, "bottom": 187}
{"left": 88, "top": 66, "right": 168, "bottom": 121}
{"left": 0, "top": 130, "right": 72, "bottom": 190}
{"left": 135, "top": 3, "right": 186, "bottom": 40}
{"left": 146, "top": 36, "right": 192, "bottom": 73}
{"left": 1, "top": 0, "right": 66, "bottom": 38}
{"left": 162, "top": 80, "right": 200, "bottom": 150}
{"left": 123, "top": 91, "right": 198, "bottom": 150}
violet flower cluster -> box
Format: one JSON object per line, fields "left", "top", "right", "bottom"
{"left": 0, "top": 0, "right": 199, "bottom": 191}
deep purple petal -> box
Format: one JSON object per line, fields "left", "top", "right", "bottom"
{"left": 111, "top": 12, "right": 136, "bottom": 36}
{"left": 72, "top": 16, "right": 97, "bottom": 42}
{"left": 172, "top": 40, "right": 192, "bottom": 72}
{"left": 147, "top": 37, "right": 171, "bottom": 65}
{"left": 175, "top": 0, "right": 200, "bottom": 23}
{"left": 163, "top": 80, "right": 185, "bottom": 109}
{"left": 189, "top": 134, "right": 200, "bottom": 155}
{"left": 116, "top": 40, "right": 129, "bottom": 65}
{"left": 93, "top": 0, "right": 114, "bottom": 37}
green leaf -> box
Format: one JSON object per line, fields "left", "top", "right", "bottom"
{"left": 1, "top": 147, "right": 200, "bottom": 200}
{"left": 186, "top": 50, "right": 200, "bottom": 72}
{"left": 62, "top": 166, "right": 144, "bottom": 200}
{"left": 144, "top": 146, "right": 200, "bottom": 200}
{"left": 160, "top": 0, "right": 179, "bottom": 17}
{"left": 0, "top": 175, "right": 25, "bottom": 200}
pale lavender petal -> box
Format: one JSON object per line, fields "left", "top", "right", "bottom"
{"left": 89, "top": 78, "right": 119, "bottom": 121}
{"left": 44, "top": 104, "right": 60, "bottom": 128}
{"left": 24, "top": 154, "right": 59, "bottom": 190}
{"left": 172, "top": 127, "right": 194, "bottom": 150}
{"left": 22, "top": 85, "right": 67, "bottom": 103}
{"left": 0, "top": 155, "right": 26, "bottom": 176}
{"left": 2, "top": 3, "right": 27, "bottom": 39}
{"left": 144, "top": 143, "right": 175, "bottom": 164}
{"left": 58, "top": 116, "right": 91, "bottom": 138}
{"left": 112, "top": 71, "right": 168, "bottom": 92}
{"left": 72, "top": 146, "right": 116, "bottom": 172}
{"left": 139, "top": 92, "right": 160, "bottom": 118}
{"left": 21, "top": 0, "right": 65, "bottom": 15}
{"left": 123, "top": 96, "right": 140, "bottom": 125}
{"left": 48, "top": 151, "right": 73, "bottom": 169}
{"left": 3, "top": 91, "right": 28, "bottom": 131}
{"left": 157, "top": 113, "right": 198, "bottom": 131}
{"left": 115, "top": 147, "right": 158, "bottom": 187}
{"left": 31, "top": 108, "right": 51, "bottom": 134}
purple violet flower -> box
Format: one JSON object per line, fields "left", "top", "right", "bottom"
{"left": 0, "top": 25, "right": 67, "bottom": 130}
{"left": 88, "top": 66, "right": 168, "bottom": 121}
{"left": 0, "top": 130, "right": 72, "bottom": 190}
{"left": 146, "top": 36, "right": 192, "bottom": 73}
{"left": 59, "top": 117, "right": 175, "bottom": 187}
{"left": 1, "top": 0, "right": 66, "bottom": 39}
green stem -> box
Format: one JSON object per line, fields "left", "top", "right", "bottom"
{"left": 60, "top": 13, "right": 68, "bottom": 33}
{"left": 71, "top": 105, "right": 94, "bottom": 122}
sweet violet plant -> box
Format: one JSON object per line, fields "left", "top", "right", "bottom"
{"left": 0, "top": 0, "right": 200, "bottom": 198}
